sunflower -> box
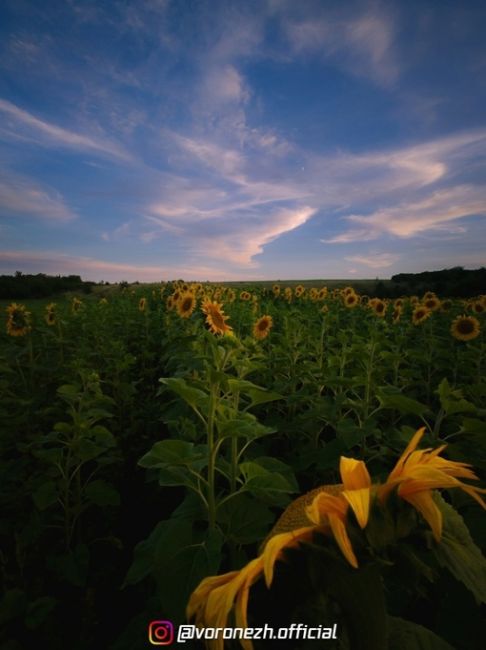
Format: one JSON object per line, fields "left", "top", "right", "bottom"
{"left": 309, "top": 288, "right": 318, "bottom": 301}
{"left": 294, "top": 284, "right": 305, "bottom": 298}
{"left": 99, "top": 297, "right": 108, "bottom": 306}
{"left": 166, "top": 295, "right": 175, "bottom": 311}
{"left": 45, "top": 302, "right": 57, "bottom": 326}
{"left": 71, "top": 297, "right": 82, "bottom": 313}
{"left": 240, "top": 291, "right": 251, "bottom": 301}
{"left": 424, "top": 297, "right": 441, "bottom": 312}
{"left": 378, "top": 427, "right": 486, "bottom": 541}
{"left": 412, "top": 305, "right": 431, "bottom": 325}
{"left": 138, "top": 297, "right": 147, "bottom": 312}
{"left": 6, "top": 303, "right": 31, "bottom": 337}
{"left": 394, "top": 298, "right": 404, "bottom": 309}
{"left": 253, "top": 315, "right": 273, "bottom": 340}
{"left": 272, "top": 284, "right": 280, "bottom": 297}
{"left": 360, "top": 294, "right": 370, "bottom": 306}
{"left": 392, "top": 307, "right": 401, "bottom": 323}
{"left": 471, "top": 300, "right": 485, "bottom": 315}
{"left": 371, "top": 299, "right": 386, "bottom": 317}
{"left": 177, "top": 292, "right": 196, "bottom": 318}
{"left": 343, "top": 286, "right": 355, "bottom": 296}
{"left": 188, "top": 430, "right": 485, "bottom": 650}
{"left": 226, "top": 288, "right": 236, "bottom": 303}
{"left": 440, "top": 299, "right": 452, "bottom": 312}
{"left": 450, "top": 315, "right": 480, "bottom": 341}
{"left": 410, "top": 295, "right": 419, "bottom": 305}
{"left": 202, "top": 299, "right": 233, "bottom": 336}
{"left": 423, "top": 291, "right": 437, "bottom": 301}
{"left": 284, "top": 287, "right": 292, "bottom": 302}
{"left": 344, "top": 292, "right": 359, "bottom": 308}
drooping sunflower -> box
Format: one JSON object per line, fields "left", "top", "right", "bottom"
{"left": 412, "top": 305, "right": 431, "bottom": 325}
{"left": 177, "top": 292, "right": 196, "bottom": 318}
{"left": 450, "top": 315, "right": 480, "bottom": 341}
{"left": 138, "top": 297, "right": 147, "bottom": 312}
{"left": 344, "top": 292, "right": 359, "bottom": 308}
{"left": 201, "top": 299, "right": 233, "bottom": 336}
{"left": 392, "top": 307, "right": 401, "bottom": 323}
{"left": 45, "top": 302, "right": 57, "bottom": 326}
{"left": 253, "top": 315, "right": 273, "bottom": 340}
{"left": 6, "top": 303, "right": 31, "bottom": 337}
{"left": 187, "top": 429, "right": 485, "bottom": 650}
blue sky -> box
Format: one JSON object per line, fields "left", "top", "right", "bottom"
{"left": 1, "top": 0, "right": 485, "bottom": 282}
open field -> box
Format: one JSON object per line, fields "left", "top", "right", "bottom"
{"left": 1, "top": 282, "right": 485, "bottom": 649}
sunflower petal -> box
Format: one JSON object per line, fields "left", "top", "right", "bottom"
{"left": 262, "top": 527, "right": 315, "bottom": 587}
{"left": 402, "top": 490, "right": 442, "bottom": 541}
{"left": 328, "top": 513, "right": 358, "bottom": 568}
{"left": 342, "top": 487, "right": 370, "bottom": 529}
{"left": 340, "top": 457, "right": 371, "bottom": 490}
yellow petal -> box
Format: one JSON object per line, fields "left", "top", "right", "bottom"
{"left": 388, "top": 427, "right": 426, "bottom": 482}
{"left": 402, "top": 490, "right": 442, "bottom": 541}
{"left": 262, "top": 527, "right": 315, "bottom": 587}
{"left": 342, "top": 487, "right": 370, "bottom": 529}
{"left": 340, "top": 457, "right": 371, "bottom": 490}
{"left": 187, "top": 571, "right": 239, "bottom": 622}
{"left": 306, "top": 491, "right": 348, "bottom": 525}
{"left": 328, "top": 513, "right": 358, "bottom": 568}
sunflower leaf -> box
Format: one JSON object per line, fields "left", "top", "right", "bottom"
{"left": 388, "top": 616, "right": 454, "bottom": 650}
{"left": 433, "top": 493, "right": 486, "bottom": 604}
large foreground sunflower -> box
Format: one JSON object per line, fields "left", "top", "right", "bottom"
{"left": 201, "top": 299, "right": 233, "bottom": 336}
{"left": 188, "top": 428, "right": 485, "bottom": 650}
{"left": 6, "top": 303, "right": 31, "bottom": 337}
{"left": 450, "top": 315, "right": 480, "bottom": 341}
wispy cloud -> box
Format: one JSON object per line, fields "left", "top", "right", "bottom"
{"left": 0, "top": 99, "right": 131, "bottom": 160}
{"left": 323, "top": 185, "right": 486, "bottom": 243}
{"left": 282, "top": 4, "right": 398, "bottom": 85}
{"left": 0, "top": 250, "right": 256, "bottom": 282}
{"left": 345, "top": 253, "right": 401, "bottom": 268}
{"left": 0, "top": 172, "right": 76, "bottom": 221}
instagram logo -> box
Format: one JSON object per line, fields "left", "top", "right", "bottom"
{"left": 148, "top": 620, "right": 174, "bottom": 645}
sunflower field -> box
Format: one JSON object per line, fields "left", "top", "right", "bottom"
{"left": 1, "top": 283, "right": 485, "bottom": 650}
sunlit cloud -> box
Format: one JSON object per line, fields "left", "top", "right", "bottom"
{"left": 345, "top": 253, "right": 401, "bottom": 268}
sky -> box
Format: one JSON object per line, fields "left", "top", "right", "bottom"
{"left": 0, "top": 0, "right": 486, "bottom": 282}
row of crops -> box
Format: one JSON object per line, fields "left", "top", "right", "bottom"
{"left": 1, "top": 282, "right": 485, "bottom": 649}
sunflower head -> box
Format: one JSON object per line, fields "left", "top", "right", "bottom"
{"left": 253, "top": 315, "right": 273, "bottom": 340}
{"left": 450, "top": 315, "right": 480, "bottom": 341}
{"left": 272, "top": 284, "right": 280, "bottom": 297}
{"left": 471, "top": 300, "right": 485, "bottom": 314}
{"left": 424, "top": 297, "right": 441, "bottom": 311}
{"left": 240, "top": 291, "right": 251, "bottom": 301}
{"left": 295, "top": 284, "right": 305, "bottom": 298}
{"left": 177, "top": 292, "right": 196, "bottom": 318}
{"left": 45, "top": 302, "right": 57, "bottom": 326}
{"left": 6, "top": 303, "right": 31, "bottom": 337}
{"left": 202, "top": 299, "right": 233, "bottom": 336}
{"left": 318, "top": 287, "right": 328, "bottom": 300}
{"left": 412, "top": 305, "right": 431, "bottom": 325}
{"left": 344, "top": 292, "right": 359, "bottom": 308}
{"left": 372, "top": 299, "right": 386, "bottom": 317}
{"left": 71, "top": 297, "right": 82, "bottom": 313}
{"left": 138, "top": 297, "right": 147, "bottom": 312}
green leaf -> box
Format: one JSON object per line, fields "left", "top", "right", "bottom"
{"left": 25, "top": 596, "right": 57, "bottom": 630}
{"left": 388, "top": 616, "right": 454, "bottom": 650}
{"left": 437, "top": 378, "right": 476, "bottom": 415}
{"left": 159, "top": 377, "right": 209, "bottom": 410}
{"left": 138, "top": 439, "right": 205, "bottom": 469}
{"left": 84, "top": 480, "right": 120, "bottom": 506}
{"left": 217, "top": 413, "right": 276, "bottom": 440}
{"left": 32, "top": 480, "right": 58, "bottom": 510}
{"left": 217, "top": 493, "right": 274, "bottom": 544}
{"left": 377, "top": 387, "right": 430, "bottom": 417}
{"left": 227, "top": 378, "right": 283, "bottom": 408}
{"left": 433, "top": 493, "right": 486, "bottom": 604}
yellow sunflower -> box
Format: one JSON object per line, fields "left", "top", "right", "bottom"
{"left": 294, "top": 284, "right": 305, "bottom": 298}
{"left": 392, "top": 307, "right": 402, "bottom": 323}
{"left": 253, "top": 315, "right": 273, "bottom": 340}
{"left": 450, "top": 315, "right": 480, "bottom": 341}
{"left": 318, "top": 287, "right": 328, "bottom": 300}
{"left": 423, "top": 291, "right": 437, "bottom": 301}
{"left": 45, "top": 302, "right": 57, "bottom": 326}
{"left": 343, "top": 286, "right": 355, "bottom": 296}
{"left": 309, "top": 288, "right": 318, "bottom": 301}
{"left": 284, "top": 287, "right": 292, "bottom": 302}
{"left": 272, "top": 284, "right": 280, "bottom": 297}
{"left": 240, "top": 291, "right": 251, "bottom": 301}
{"left": 394, "top": 298, "right": 404, "bottom": 309}
{"left": 188, "top": 430, "right": 485, "bottom": 650}
{"left": 471, "top": 300, "right": 485, "bottom": 315}
{"left": 6, "top": 303, "right": 31, "bottom": 337}
{"left": 344, "top": 292, "right": 359, "bottom": 308}
{"left": 424, "top": 297, "right": 441, "bottom": 312}
{"left": 412, "top": 305, "right": 431, "bottom": 325}
{"left": 226, "top": 288, "right": 236, "bottom": 303}
{"left": 71, "top": 297, "right": 82, "bottom": 313}
{"left": 371, "top": 299, "right": 386, "bottom": 317}
{"left": 138, "top": 297, "right": 147, "bottom": 312}
{"left": 202, "top": 299, "right": 233, "bottom": 336}
{"left": 177, "top": 292, "right": 196, "bottom": 318}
